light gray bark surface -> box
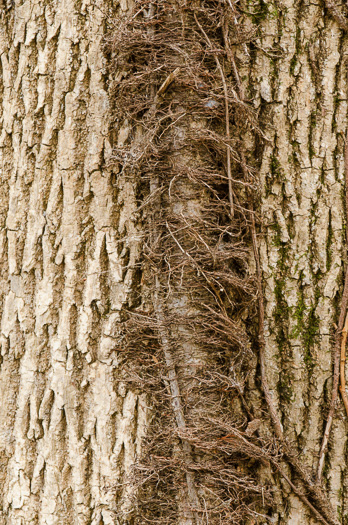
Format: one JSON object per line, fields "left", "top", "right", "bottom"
{"left": 0, "top": 1, "right": 146, "bottom": 524}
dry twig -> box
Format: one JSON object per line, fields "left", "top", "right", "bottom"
{"left": 317, "top": 124, "right": 348, "bottom": 481}
{"left": 340, "top": 313, "right": 348, "bottom": 416}
{"left": 193, "top": 11, "right": 234, "bottom": 217}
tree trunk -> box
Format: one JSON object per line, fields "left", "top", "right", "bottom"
{"left": 251, "top": 2, "right": 348, "bottom": 522}
{"left": 1, "top": 0, "right": 348, "bottom": 524}
{"left": 0, "top": 1, "right": 147, "bottom": 524}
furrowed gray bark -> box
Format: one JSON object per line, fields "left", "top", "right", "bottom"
{"left": 248, "top": 0, "right": 348, "bottom": 522}
{"left": 0, "top": 1, "right": 147, "bottom": 523}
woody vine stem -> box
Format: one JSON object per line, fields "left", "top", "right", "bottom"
{"left": 317, "top": 114, "right": 348, "bottom": 482}
{"left": 107, "top": 1, "right": 348, "bottom": 523}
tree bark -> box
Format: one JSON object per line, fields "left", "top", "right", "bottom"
{"left": 1, "top": 0, "right": 348, "bottom": 524}
{"left": 249, "top": 1, "right": 348, "bottom": 522}
{"left": 0, "top": 1, "right": 147, "bottom": 524}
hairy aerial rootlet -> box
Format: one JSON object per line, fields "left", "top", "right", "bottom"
{"left": 106, "top": 1, "right": 344, "bottom": 523}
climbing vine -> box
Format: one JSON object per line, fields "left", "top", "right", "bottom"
{"left": 106, "top": 1, "right": 341, "bottom": 524}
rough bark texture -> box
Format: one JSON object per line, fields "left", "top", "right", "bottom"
{"left": 249, "top": 1, "right": 348, "bottom": 523}
{"left": 1, "top": 0, "right": 348, "bottom": 524}
{"left": 0, "top": 1, "right": 147, "bottom": 524}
